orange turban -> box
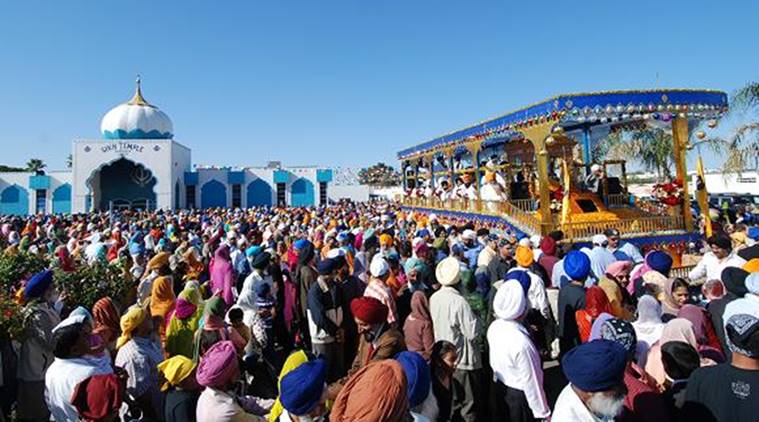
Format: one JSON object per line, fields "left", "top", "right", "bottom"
{"left": 743, "top": 258, "right": 759, "bottom": 273}
{"left": 515, "top": 246, "right": 534, "bottom": 268}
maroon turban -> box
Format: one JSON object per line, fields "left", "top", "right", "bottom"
{"left": 71, "top": 374, "right": 124, "bottom": 422}
{"left": 540, "top": 237, "right": 557, "bottom": 256}
{"left": 350, "top": 296, "right": 388, "bottom": 325}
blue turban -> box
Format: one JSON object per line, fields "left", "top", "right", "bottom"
{"left": 505, "top": 270, "right": 531, "bottom": 296}
{"left": 395, "top": 351, "right": 431, "bottom": 408}
{"left": 69, "top": 306, "right": 93, "bottom": 323}
{"left": 250, "top": 251, "right": 271, "bottom": 270}
{"left": 25, "top": 269, "right": 54, "bottom": 300}
{"left": 317, "top": 258, "right": 337, "bottom": 275}
{"left": 561, "top": 339, "right": 627, "bottom": 392}
{"left": 245, "top": 245, "right": 262, "bottom": 258}
{"left": 564, "top": 250, "right": 591, "bottom": 281}
{"left": 129, "top": 242, "right": 145, "bottom": 257}
{"left": 294, "top": 239, "right": 310, "bottom": 250}
{"left": 280, "top": 359, "right": 327, "bottom": 416}
{"left": 645, "top": 251, "right": 673, "bottom": 277}
{"left": 336, "top": 232, "right": 349, "bottom": 243}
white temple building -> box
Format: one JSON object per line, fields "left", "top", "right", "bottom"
{"left": 0, "top": 79, "right": 333, "bottom": 215}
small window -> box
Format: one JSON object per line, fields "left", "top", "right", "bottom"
{"left": 186, "top": 185, "right": 196, "bottom": 209}
{"left": 232, "top": 184, "right": 242, "bottom": 208}
{"left": 35, "top": 189, "right": 46, "bottom": 213}
{"left": 276, "top": 183, "right": 286, "bottom": 206}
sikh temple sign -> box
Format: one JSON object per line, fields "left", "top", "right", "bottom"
{"left": 99, "top": 142, "right": 147, "bottom": 155}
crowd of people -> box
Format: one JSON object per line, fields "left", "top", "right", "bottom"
{"left": 0, "top": 201, "right": 758, "bottom": 421}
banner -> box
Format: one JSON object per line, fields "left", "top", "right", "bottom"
{"left": 695, "top": 155, "right": 712, "bottom": 237}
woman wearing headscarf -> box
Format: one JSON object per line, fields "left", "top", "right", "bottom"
{"left": 575, "top": 286, "right": 613, "bottom": 343}
{"left": 210, "top": 244, "right": 235, "bottom": 307}
{"left": 150, "top": 273, "right": 176, "bottom": 344}
{"left": 404, "top": 291, "right": 435, "bottom": 361}
{"left": 55, "top": 245, "right": 76, "bottom": 273}
{"left": 677, "top": 304, "right": 725, "bottom": 363}
{"left": 194, "top": 295, "right": 246, "bottom": 361}
{"left": 632, "top": 295, "right": 665, "bottom": 367}
{"left": 330, "top": 359, "right": 410, "bottom": 421}
{"left": 92, "top": 297, "right": 121, "bottom": 353}
{"left": 660, "top": 278, "right": 690, "bottom": 320}
{"left": 166, "top": 294, "right": 200, "bottom": 359}
{"left": 645, "top": 318, "right": 716, "bottom": 389}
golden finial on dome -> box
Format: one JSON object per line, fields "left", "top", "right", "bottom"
{"left": 128, "top": 74, "right": 152, "bottom": 107}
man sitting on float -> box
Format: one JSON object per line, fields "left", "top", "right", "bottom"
{"left": 584, "top": 164, "right": 604, "bottom": 195}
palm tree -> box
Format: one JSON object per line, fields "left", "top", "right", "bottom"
{"left": 26, "top": 158, "right": 46, "bottom": 174}
{"left": 66, "top": 154, "right": 73, "bottom": 168}
{"left": 604, "top": 128, "right": 677, "bottom": 179}
{"left": 701, "top": 81, "right": 759, "bottom": 173}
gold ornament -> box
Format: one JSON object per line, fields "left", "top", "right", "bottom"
{"left": 707, "top": 120, "right": 718, "bottom": 129}
{"left": 695, "top": 131, "right": 706, "bottom": 140}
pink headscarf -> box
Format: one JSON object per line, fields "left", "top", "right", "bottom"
{"left": 210, "top": 245, "right": 234, "bottom": 306}
{"left": 196, "top": 341, "right": 239, "bottom": 388}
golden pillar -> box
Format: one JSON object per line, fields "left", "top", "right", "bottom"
{"left": 672, "top": 117, "right": 694, "bottom": 231}
{"left": 521, "top": 123, "right": 554, "bottom": 234}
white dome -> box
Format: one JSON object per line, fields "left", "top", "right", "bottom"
{"left": 100, "top": 78, "right": 173, "bottom": 140}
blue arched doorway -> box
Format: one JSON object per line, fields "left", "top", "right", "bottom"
{"left": 290, "top": 178, "right": 314, "bottom": 207}
{"left": 201, "top": 180, "right": 227, "bottom": 208}
{"left": 52, "top": 184, "right": 72, "bottom": 214}
{"left": 246, "top": 179, "right": 273, "bottom": 207}
{"left": 0, "top": 185, "right": 29, "bottom": 216}
{"left": 90, "top": 158, "right": 157, "bottom": 211}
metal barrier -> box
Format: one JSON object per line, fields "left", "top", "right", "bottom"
{"left": 607, "top": 194, "right": 630, "bottom": 209}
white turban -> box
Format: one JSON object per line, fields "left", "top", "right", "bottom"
{"left": 592, "top": 234, "right": 608, "bottom": 246}
{"left": 493, "top": 280, "right": 526, "bottom": 321}
{"left": 370, "top": 255, "right": 390, "bottom": 278}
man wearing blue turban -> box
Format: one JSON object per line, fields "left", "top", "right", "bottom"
{"left": 18, "top": 270, "right": 61, "bottom": 421}
{"left": 279, "top": 359, "right": 328, "bottom": 421}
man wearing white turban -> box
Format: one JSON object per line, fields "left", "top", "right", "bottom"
{"left": 487, "top": 280, "right": 550, "bottom": 421}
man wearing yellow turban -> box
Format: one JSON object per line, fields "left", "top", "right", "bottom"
{"left": 158, "top": 355, "right": 201, "bottom": 422}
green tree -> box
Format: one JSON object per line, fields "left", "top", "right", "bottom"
{"left": 358, "top": 163, "right": 401, "bottom": 187}
{"left": 604, "top": 128, "right": 676, "bottom": 179}
{"left": 26, "top": 158, "right": 46, "bottom": 174}
{"left": 66, "top": 154, "right": 73, "bottom": 169}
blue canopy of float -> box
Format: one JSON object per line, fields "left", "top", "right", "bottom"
{"left": 398, "top": 89, "right": 728, "bottom": 159}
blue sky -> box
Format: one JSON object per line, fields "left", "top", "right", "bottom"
{"left": 0, "top": 1, "right": 757, "bottom": 171}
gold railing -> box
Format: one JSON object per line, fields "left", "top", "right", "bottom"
{"left": 402, "top": 197, "right": 686, "bottom": 239}
{"left": 511, "top": 198, "right": 538, "bottom": 212}
{"left": 671, "top": 265, "right": 696, "bottom": 279}
{"left": 558, "top": 215, "right": 685, "bottom": 240}
{"left": 607, "top": 194, "right": 630, "bottom": 208}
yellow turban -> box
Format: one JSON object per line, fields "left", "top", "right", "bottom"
{"left": 484, "top": 171, "right": 496, "bottom": 183}
{"left": 744, "top": 258, "right": 759, "bottom": 273}
{"left": 268, "top": 350, "right": 310, "bottom": 422}
{"left": 116, "top": 306, "right": 148, "bottom": 349}
{"left": 157, "top": 355, "right": 197, "bottom": 391}
{"left": 515, "top": 246, "right": 534, "bottom": 268}
{"left": 380, "top": 234, "right": 393, "bottom": 248}
{"left": 147, "top": 251, "right": 170, "bottom": 272}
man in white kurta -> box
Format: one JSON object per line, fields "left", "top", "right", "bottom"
{"left": 487, "top": 280, "right": 550, "bottom": 420}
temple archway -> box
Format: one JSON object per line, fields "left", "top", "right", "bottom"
{"left": 201, "top": 180, "right": 227, "bottom": 208}
{"left": 246, "top": 179, "right": 273, "bottom": 207}
{"left": 290, "top": 178, "right": 314, "bottom": 207}
{"left": 52, "top": 184, "right": 72, "bottom": 214}
{"left": 87, "top": 158, "right": 157, "bottom": 211}
{"left": 0, "top": 185, "right": 29, "bottom": 216}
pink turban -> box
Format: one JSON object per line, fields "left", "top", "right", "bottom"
{"left": 605, "top": 260, "right": 633, "bottom": 279}
{"left": 196, "top": 341, "right": 239, "bottom": 388}
{"left": 174, "top": 298, "right": 197, "bottom": 320}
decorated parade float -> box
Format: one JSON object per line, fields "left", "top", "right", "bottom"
{"left": 398, "top": 89, "right": 728, "bottom": 258}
